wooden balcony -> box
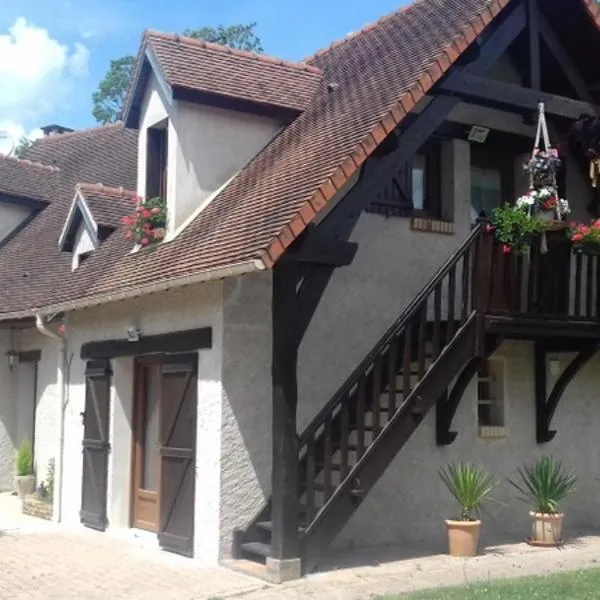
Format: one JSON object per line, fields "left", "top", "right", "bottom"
{"left": 475, "top": 229, "right": 600, "bottom": 342}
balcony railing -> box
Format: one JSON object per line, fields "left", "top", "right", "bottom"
{"left": 475, "top": 229, "right": 600, "bottom": 322}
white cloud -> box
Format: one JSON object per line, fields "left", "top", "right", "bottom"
{"left": 0, "top": 18, "right": 90, "bottom": 140}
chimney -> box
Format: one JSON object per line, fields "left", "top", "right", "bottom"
{"left": 41, "top": 124, "right": 74, "bottom": 137}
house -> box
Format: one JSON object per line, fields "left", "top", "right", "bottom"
{"left": 1, "top": 0, "right": 600, "bottom": 583}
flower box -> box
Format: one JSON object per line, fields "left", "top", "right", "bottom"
{"left": 122, "top": 196, "right": 167, "bottom": 247}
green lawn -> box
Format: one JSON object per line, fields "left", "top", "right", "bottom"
{"left": 380, "top": 568, "right": 600, "bottom": 599}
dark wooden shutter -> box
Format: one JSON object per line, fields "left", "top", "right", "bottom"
{"left": 158, "top": 353, "right": 197, "bottom": 557}
{"left": 146, "top": 126, "right": 167, "bottom": 199}
{"left": 80, "top": 360, "right": 112, "bottom": 531}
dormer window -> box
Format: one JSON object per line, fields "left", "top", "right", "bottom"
{"left": 146, "top": 121, "right": 168, "bottom": 200}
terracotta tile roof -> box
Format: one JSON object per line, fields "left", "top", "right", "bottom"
{"left": 0, "top": 0, "right": 599, "bottom": 318}
{"left": 0, "top": 155, "right": 59, "bottom": 203}
{"left": 0, "top": 124, "right": 137, "bottom": 315}
{"left": 77, "top": 183, "right": 136, "bottom": 229}
{"left": 144, "top": 31, "right": 324, "bottom": 112}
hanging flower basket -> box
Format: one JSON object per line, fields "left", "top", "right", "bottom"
{"left": 568, "top": 220, "right": 600, "bottom": 255}
{"left": 121, "top": 196, "right": 167, "bottom": 246}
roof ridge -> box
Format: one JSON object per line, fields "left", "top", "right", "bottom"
{"left": 306, "top": 0, "right": 426, "bottom": 62}
{"left": 0, "top": 154, "right": 60, "bottom": 172}
{"left": 34, "top": 122, "right": 123, "bottom": 143}
{"left": 76, "top": 182, "right": 137, "bottom": 197}
{"left": 144, "top": 29, "right": 323, "bottom": 75}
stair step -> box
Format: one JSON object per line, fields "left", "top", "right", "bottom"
{"left": 256, "top": 521, "right": 305, "bottom": 534}
{"left": 241, "top": 541, "right": 271, "bottom": 559}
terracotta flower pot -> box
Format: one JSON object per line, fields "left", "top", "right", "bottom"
{"left": 445, "top": 519, "right": 481, "bottom": 557}
{"left": 15, "top": 475, "right": 35, "bottom": 500}
{"left": 528, "top": 512, "right": 563, "bottom": 546}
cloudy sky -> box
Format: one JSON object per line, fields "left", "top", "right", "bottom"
{"left": 0, "top": 0, "right": 405, "bottom": 145}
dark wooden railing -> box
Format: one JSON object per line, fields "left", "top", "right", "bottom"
{"left": 476, "top": 229, "right": 600, "bottom": 321}
{"left": 297, "top": 224, "right": 483, "bottom": 530}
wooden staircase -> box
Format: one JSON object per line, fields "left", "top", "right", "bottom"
{"left": 236, "top": 226, "right": 484, "bottom": 572}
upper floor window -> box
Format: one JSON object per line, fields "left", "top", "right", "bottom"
{"left": 146, "top": 121, "right": 168, "bottom": 199}
{"left": 369, "top": 142, "right": 442, "bottom": 218}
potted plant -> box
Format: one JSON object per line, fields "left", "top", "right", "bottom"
{"left": 517, "top": 187, "right": 570, "bottom": 224}
{"left": 492, "top": 204, "right": 543, "bottom": 254}
{"left": 568, "top": 220, "right": 600, "bottom": 255}
{"left": 508, "top": 456, "right": 576, "bottom": 546}
{"left": 121, "top": 196, "right": 167, "bottom": 246}
{"left": 14, "top": 438, "right": 34, "bottom": 499}
{"left": 439, "top": 462, "right": 495, "bottom": 557}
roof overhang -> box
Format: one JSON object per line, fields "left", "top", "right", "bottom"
{"left": 57, "top": 189, "right": 99, "bottom": 252}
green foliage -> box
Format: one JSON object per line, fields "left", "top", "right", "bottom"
{"left": 15, "top": 438, "right": 33, "bottom": 476}
{"left": 92, "top": 55, "right": 136, "bottom": 125}
{"left": 92, "top": 23, "right": 263, "bottom": 124}
{"left": 492, "top": 204, "right": 543, "bottom": 254}
{"left": 508, "top": 456, "right": 577, "bottom": 515}
{"left": 183, "top": 22, "right": 263, "bottom": 53}
{"left": 439, "top": 462, "right": 494, "bottom": 521}
{"left": 13, "top": 136, "right": 33, "bottom": 158}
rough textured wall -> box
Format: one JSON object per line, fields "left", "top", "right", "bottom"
{"left": 220, "top": 272, "right": 273, "bottom": 558}
{"left": 49, "top": 282, "right": 223, "bottom": 564}
{"left": 334, "top": 342, "right": 600, "bottom": 549}
{"left": 0, "top": 330, "right": 15, "bottom": 490}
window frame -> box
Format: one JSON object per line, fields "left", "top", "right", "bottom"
{"left": 367, "top": 140, "right": 443, "bottom": 219}
{"left": 476, "top": 357, "right": 507, "bottom": 439}
{"left": 145, "top": 119, "right": 168, "bottom": 201}
{"left": 470, "top": 147, "right": 515, "bottom": 220}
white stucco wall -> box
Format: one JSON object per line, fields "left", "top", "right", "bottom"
{"left": 60, "top": 282, "right": 224, "bottom": 564}
{"left": 0, "top": 202, "right": 31, "bottom": 243}
{"left": 334, "top": 342, "right": 600, "bottom": 550}
{"left": 136, "top": 71, "right": 283, "bottom": 236}
{"left": 72, "top": 225, "right": 96, "bottom": 270}
{"left": 0, "top": 330, "right": 16, "bottom": 490}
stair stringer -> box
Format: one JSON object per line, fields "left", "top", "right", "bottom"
{"left": 300, "top": 313, "right": 478, "bottom": 572}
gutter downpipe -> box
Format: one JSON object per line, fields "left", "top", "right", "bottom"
{"left": 35, "top": 314, "right": 66, "bottom": 523}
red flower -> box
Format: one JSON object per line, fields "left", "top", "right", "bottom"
{"left": 593, "top": 220, "right": 600, "bottom": 230}
{"left": 141, "top": 237, "right": 149, "bottom": 245}
{"left": 572, "top": 233, "right": 583, "bottom": 242}
{"left": 502, "top": 244, "right": 512, "bottom": 254}
{"left": 581, "top": 226, "right": 591, "bottom": 235}
{"left": 142, "top": 209, "right": 151, "bottom": 218}
{"left": 485, "top": 224, "right": 494, "bottom": 233}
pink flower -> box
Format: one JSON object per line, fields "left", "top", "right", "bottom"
{"left": 125, "top": 231, "right": 132, "bottom": 239}
{"left": 502, "top": 244, "right": 512, "bottom": 254}
{"left": 141, "top": 237, "right": 149, "bottom": 246}
{"left": 485, "top": 224, "right": 494, "bottom": 233}
{"left": 142, "top": 209, "right": 151, "bottom": 218}
{"left": 150, "top": 207, "right": 160, "bottom": 215}
{"left": 572, "top": 233, "right": 583, "bottom": 242}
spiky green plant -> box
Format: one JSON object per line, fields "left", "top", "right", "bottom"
{"left": 15, "top": 438, "right": 33, "bottom": 476}
{"left": 439, "top": 462, "right": 495, "bottom": 521}
{"left": 508, "top": 456, "right": 576, "bottom": 515}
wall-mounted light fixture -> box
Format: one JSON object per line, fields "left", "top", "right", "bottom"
{"left": 126, "top": 326, "right": 142, "bottom": 343}
{"left": 468, "top": 125, "right": 490, "bottom": 144}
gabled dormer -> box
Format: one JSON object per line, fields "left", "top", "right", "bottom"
{"left": 58, "top": 183, "right": 136, "bottom": 269}
{"left": 122, "top": 31, "right": 323, "bottom": 238}
{"left": 0, "top": 155, "right": 59, "bottom": 245}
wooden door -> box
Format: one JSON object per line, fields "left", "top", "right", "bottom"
{"left": 131, "top": 358, "right": 162, "bottom": 532}
{"left": 158, "top": 354, "right": 197, "bottom": 557}
{"left": 80, "top": 360, "right": 112, "bottom": 531}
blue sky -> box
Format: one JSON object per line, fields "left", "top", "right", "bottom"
{"left": 0, "top": 0, "right": 407, "bottom": 143}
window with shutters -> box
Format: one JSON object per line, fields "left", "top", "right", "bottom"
{"left": 367, "top": 142, "right": 442, "bottom": 219}
{"left": 146, "top": 120, "right": 168, "bottom": 201}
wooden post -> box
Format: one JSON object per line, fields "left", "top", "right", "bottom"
{"left": 270, "top": 261, "right": 300, "bottom": 561}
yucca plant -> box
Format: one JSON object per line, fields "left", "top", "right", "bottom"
{"left": 439, "top": 462, "right": 495, "bottom": 521}
{"left": 508, "top": 456, "right": 576, "bottom": 515}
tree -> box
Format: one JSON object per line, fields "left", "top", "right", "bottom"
{"left": 92, "top": 55, "right": 136, "bottom": 125}
{"left": 92, "top": 23, "right": 263, "bottom": 124}
{"left": 13, "top": 136, "right": 33, "bottom": 158}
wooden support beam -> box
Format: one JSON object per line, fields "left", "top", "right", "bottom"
{"left": 534, "top": 342, "right": 597, "bottom": 443}
{"left": 526, "top": 0, "right": 541, "bottom": 91}
{"left": 438, "top": 70, "right": 600, "bottom": 120}
{"left": 538, "top": 12, "right": 594, "bottom": 104}
{"left": 270, "top": 261, "right": 301, "bottom": 560}
{"left": 285, "top": 236, "right": 358, "bottom": 267}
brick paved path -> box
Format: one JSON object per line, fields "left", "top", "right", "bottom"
{"left": 0, "top": 528, "right": 265, "bottom": 600}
